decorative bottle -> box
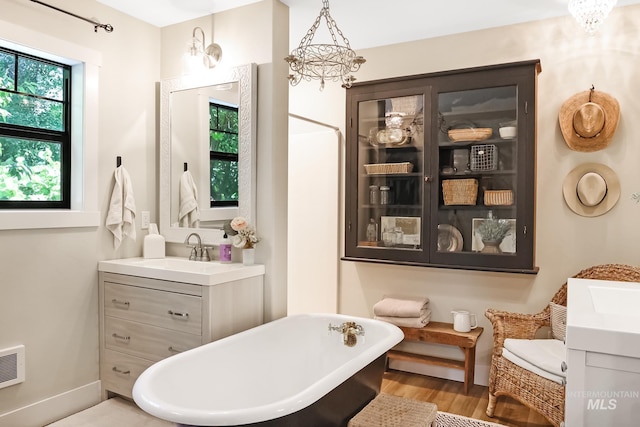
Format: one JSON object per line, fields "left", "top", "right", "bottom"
{"left": 366, "top": 218, "right": 378, "bottom": 242}
{"left": 219, "top": 232, "right": 232, "bottom": 263}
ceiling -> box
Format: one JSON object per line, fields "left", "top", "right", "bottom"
{"left": 96, "top": 0, "right": 640, "bottom": 49}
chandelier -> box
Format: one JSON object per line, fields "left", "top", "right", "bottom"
{"left": 285, "top": 0, "right": 365, "bottom": 90}
{"left": 568, "top": 0, "right": 617, "bottom": 34}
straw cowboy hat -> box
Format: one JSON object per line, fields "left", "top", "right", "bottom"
{"left": 563, "top": 163, "right": 620, "bottom": 217}
{"left": 558, "top": 88, "right": 620, "bottom": 152}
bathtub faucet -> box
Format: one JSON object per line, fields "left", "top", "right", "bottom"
{"left": 328, "top": 321, "right": 364, "bottom": 347}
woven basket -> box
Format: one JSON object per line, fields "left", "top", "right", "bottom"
{"left": 442, "top": 179, "right": 478, "bottom": 205}
{"left": 348, "top": 393, "right": 437, "bottom": 427}
{"left": 448, "top": 128, "right": 492, "bottom": 142}
{"left": 364, "top": 162, "right": 414, "bottom": 175}
{"left": 484, "top": 190, "right": 514, "bottom": 206}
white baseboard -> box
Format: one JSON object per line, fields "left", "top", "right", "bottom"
{"left": 0, "top": 381, "right": 101, "bottom": 427}
{"left": 389, "top": 359, "right": 490, "bottom": 387}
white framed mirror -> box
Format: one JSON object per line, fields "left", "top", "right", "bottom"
{"left": 159, "top": 63, "right": 257, "bottom": 244}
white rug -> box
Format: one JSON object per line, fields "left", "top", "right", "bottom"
{"left": 46, "top": 397, "right": 174, "bottom": 427}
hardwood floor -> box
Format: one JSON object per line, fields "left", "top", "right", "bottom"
{"left": 381, "top": 371, "right": 554, "bottom": 427}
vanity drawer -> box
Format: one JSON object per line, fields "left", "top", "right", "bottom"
{"left": 104, "top": 282, "right": 202, "bottom": 335}
{"left": 105, "top": 317, "right": 202, "bottom": 362}
{"left": 101, "top": 349, "right": 153, "bottom": 399}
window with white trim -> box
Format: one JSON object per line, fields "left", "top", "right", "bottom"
{"left": 0, "top": 20, "right": 100, "bottom": 230}
{"left": 0, "top": 46, "right": 72, "bottom": 208}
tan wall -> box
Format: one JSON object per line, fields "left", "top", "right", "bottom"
{"left": 0, "top": 0, "right": 288, "bottom": 423}
{"left": 160, "top": 0, "right": 290, "bottom": 322}
{"left": 0, "top": 0, "right": 159, "bottom": 419}
{"left": 288, "top": 5, "right": 640, "bottom": 384}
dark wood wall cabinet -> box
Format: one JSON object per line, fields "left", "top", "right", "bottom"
{"left": 344, "top": 60, "right": 541, "bottom": 274}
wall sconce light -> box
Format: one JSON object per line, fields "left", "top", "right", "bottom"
{"left": 568, "top": 0, "right": 617, "bottom": 34}
{"left": 187, "top": 26, "right": 222, "bottom": 70}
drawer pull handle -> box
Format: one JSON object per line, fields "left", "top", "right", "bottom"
{"left": 112, "top": 367, "right": 131, "bottom": 375}
{"left": 111, "top": 299, "right": 130, "bottom": 307}
{"left": 168, "top": 310, "right": 189, "bottom": 318}
{"left": 112, "top": 333, "right": 130, "bottom": 342}
{"left": 168, "top": 346, "right": 184, "bottom": 353}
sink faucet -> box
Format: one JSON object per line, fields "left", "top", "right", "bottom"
{"left": 184, "top": 232, "right": 206, "bottom": 261}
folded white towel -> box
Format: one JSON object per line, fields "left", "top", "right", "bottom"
{"left": 106, "top": 166, "right": 136, "bottom": 249}
{"left": 179, "top": 171, "right": 199, "bottom": 228}
{"left": 375, "top": 310, "right": 432, "bottom": 328}
{"left": 373, "top": 295, "right": 430, "bottom": 318}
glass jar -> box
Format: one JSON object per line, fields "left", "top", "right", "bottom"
{"left": 382, "top": 228, "right": 395, "bottom": 247}
{"left": 380, "top": 186, "right": 390, "bottom": 205}
{"left": 369, "top": 185, "right": 380, "bottom": 205}
{"left": 394, "top": 227, "right": 404, "bottom": 245}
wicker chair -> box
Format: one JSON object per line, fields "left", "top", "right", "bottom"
{"left": 485, "top": 264, "right": 640, "bottom": 427}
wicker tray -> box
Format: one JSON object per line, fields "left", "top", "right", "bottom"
{"left": 448, "top": 128, "right": 492, "bottom": 142}
{"left": 364, "top": 162, "right": 414, "bottom": 175}
{"left": 484, "top": 189, "right": 514, "bottom": 206}
{"left": 442, "top": 178, "right": 478, "bottom": 205}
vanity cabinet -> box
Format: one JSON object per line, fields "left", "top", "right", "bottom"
{"left": 344, "top": 60, "right": 540, "bottom": 273}
{"left": 98, "top": 270, "right": 264, "bottom": 399}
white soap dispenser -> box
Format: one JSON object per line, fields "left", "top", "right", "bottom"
{"left": 144, "top": 223, "right": 165, "bottom": 259}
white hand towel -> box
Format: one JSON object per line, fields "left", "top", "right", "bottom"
{"left": 373, "top": 295, "right": 430, "bottom": 318}
{"left": 178, "top": 171, "right": 200, "bottom": 228}
{"left": 106, "top": 166, "right": 136, "bottom": 249}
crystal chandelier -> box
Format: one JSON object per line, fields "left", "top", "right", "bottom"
{"left": 285, "top": 0, "right": 365, "bottom": 90}
{"left": 568, "top": 0, "right": 617, "bottom": 34}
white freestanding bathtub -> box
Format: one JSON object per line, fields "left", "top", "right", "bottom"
{"left": 133, "top": 313, "right": 403, "bottom": 426}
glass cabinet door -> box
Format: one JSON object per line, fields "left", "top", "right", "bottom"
{"left": 347, "top": 89, "right": 427, "bottom": 263}
{"left": 431, "top": 84, "right": 525, "bottom": 269}
{"left": 345, "top": 60, "right": 538, "bottom": 272}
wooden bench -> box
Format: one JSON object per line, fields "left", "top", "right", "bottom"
{"left": 386, "top": 321, "right": 484, "bottom": 394}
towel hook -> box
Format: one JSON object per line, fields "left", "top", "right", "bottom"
{"left": 184, "top": 162, "right": 188, "bottom": 171}
{"left": 116, "top": 156, "right": 122, "bottom": 167}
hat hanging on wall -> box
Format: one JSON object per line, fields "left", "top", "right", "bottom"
{"left": 558, "top": 86, "right": 620, "bottom": 152}
{"left": 563, "top": 163, "right": 620, "bottom": 217}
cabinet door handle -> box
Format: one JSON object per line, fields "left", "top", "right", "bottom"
{"left": 168, "top": 346, "right": 184, "bottom": 353}
{"left": 424, "top": 176, "right": 432, "bottom": 182}
{"left": 111, "top": 333, "right": 130, "bottom": 342}
{"left": 561, "top": 361, "right": 568, "bottom": 372}
{"left": 112, "top": 366, "right": 131, "bottom": 375}
{"left": 168, "top": 310, "right": 189, "bottom": 318}
{"left": 111, "top": 299, "right": 130, "bottom": 307}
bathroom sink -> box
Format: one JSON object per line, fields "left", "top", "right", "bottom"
{"left": 129, "top": 257, "right": 238, "bottom": 273}
{"left": 567, "top": 278, "right": 640, "bottom": 358}
{"left": 589, "top": 285, "right": 640, "bottom": 317}
{"left": 98, "top": 256, "right": 265, "bottom": 286}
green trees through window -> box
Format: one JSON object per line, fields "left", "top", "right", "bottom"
{"left": 209, "top": 102, "right": 238, "bottom": 207}
{"left": 0, "top": 47, "right": 70, "bottom": 208}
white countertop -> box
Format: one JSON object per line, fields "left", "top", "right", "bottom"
{"left": 98, "top": 256, "right": 265, "bottom": 286}
{"left": 567, "top": 278, "right": 640, "bottom": 358}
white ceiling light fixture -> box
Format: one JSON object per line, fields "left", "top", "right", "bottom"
{"left": 285, "top": 0, "right": 365, "bottom": 90}
{"left": 187, "top": 26, "right": 222, "bottom": 70}
{"left": 568, "top": 0, "right": 617, "bottom": 34}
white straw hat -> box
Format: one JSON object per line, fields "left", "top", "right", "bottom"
{"left": 562, "top": 163, "right": 620, "bottom": 217}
